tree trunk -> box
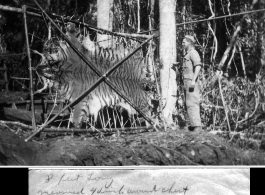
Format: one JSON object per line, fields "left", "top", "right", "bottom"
{"left": 146, "top": 0, "right": 156, "bottom": 81}
{"left": 97, "top": 0, "right": 114, "bottom": 48}
{"left": 159, "top": 0, "right": 177, "bottom": 125}
{"left": 257, "top": 0, "right": 264, "bottom": 73}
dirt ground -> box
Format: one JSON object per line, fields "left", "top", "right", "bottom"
{"left": 1, "top": 123, "right": 265, "bottom": 166}
{"left": 0, "top": 91, "right": 265, "bottom": 166}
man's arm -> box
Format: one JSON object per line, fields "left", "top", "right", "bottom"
{"left": 191, "top": 65, "right": 201, "bottom": 84}
{"left": 190, "top": 65, "right": 201, "bottom": 89}
{"left": 190, "top": 50, "right": 202, "bottom": 88}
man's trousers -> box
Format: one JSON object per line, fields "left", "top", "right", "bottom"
{"left": 184, "top": 78, "right": 202, "bottom": 127}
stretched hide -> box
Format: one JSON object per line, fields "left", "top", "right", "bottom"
{"left": 37, "top": 26, "right": 151, "bottom": 127}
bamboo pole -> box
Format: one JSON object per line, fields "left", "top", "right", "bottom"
{"left": 23, "top": 5, "right": 37, "bottom": 132}
{"left": 217, "top": 25, "right": 242, "bottom": 70}
{"left": 0, "top": 4, "right": 40, "bottom": 17}
{"left": 211, "top": 3, "right": 257, "bottom": 81}
{"left": 2, "top": 4, "right": 265, "bottom": 37}
{"left": 0, "top": 99, "right": 63, "bottom": 105}
{"left": 42, "top": 126, "right": 153, "bottom": 133}
{"left": 25, "top": 0, "right": 157, "bottom": 142}
{"left": 226, "top": 45, "right": 236, "bottom": 73}
{"left": 175, "top": 6, "right": 265, "bottom": 27}
{"left": 216, "top": 0, "right": 258, "bottom": 72}
{"left": 0, "top": 120, "right": 153, "bottom": 133}
{"left": 138, "top": 8, "right": 265, "bottom": 34}
{"left": 218, "top": 75, "right": 231, "bottom": 134}
{"left": 237, "top": 45, "right": 246, "bottom": 77}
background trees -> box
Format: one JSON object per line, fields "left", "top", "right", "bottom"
{"left": 1, "top": 0, "right": 263, "bottom": 77}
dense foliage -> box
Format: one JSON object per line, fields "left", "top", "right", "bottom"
{"left": 0, "top": 0, "right": 96, "bottom": 79}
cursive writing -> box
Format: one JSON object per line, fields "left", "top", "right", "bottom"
{"left": 126, "top": 182, "right": 189, "bottom": 195}
{"left": 89, "top": 180, "right": 189, "bottom": 195}
{"left": 38, "top": 188, "right": 85, "bottom": 195}
{"left": 90, "top": 179, "right": 124, "bottom": 195}
{"left": 87, "top": 172, "right": 113, "bottom": 182}
{"left": 58, "top": 174, "right": 83, "bottom": 185}
{"left": 36, "top": 172, "right": 190, "bottom": 195}
{"left": 45, "top": 174, "right": 54, "bottom": 183}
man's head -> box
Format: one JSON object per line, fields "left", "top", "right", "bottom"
{"left": 182, "top": 35, "right": 195, "bottom": 51}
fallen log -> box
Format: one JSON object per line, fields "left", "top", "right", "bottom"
{"left": 3, "top": 107, "right": 43, "bottom": 124}
{"left": 0, "top": 120, "right": 33, "bottom": 129}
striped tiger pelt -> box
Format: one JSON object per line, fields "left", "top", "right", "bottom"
{"left": 37, "top": 26, "right": 151, "bottom": 127}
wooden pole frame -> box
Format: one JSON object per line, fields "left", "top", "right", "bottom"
{"left": 41, "top": 126, "right": 153, "bottom": 133}
{"left": 24, "top": 0, "right": 158, "bottom": 142}
{"left": 22, "top": 5, "right": 37, "bottom": 132}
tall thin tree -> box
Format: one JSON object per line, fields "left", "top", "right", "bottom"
{"left": 257, "top": 0, "right": 264, "bottom": 73}
{"left": 97, "top": 0, "right": 114, "bottom": 48}
{"left": 159, "top": 0, "right": 177, "bottom": 126}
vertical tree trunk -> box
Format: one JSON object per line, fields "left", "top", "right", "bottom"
{"left": 257, "top": 0, "right": 264, "bottom": 73}
{"left": 182, "top": 0, "right": 186, "bottom": 30}
{"left": 159, "top": 0, "right": 177, "bottom": 125}
{"left": 137, "top": 0, "right": 141, "bottom": 32}
{"left": 97, "top": 0, "right": 114, "bottom": 48}
{"left": 147, "top": 0, "right": 156, "bottom": 81}
{"left": 47, "top": 0, "right": 51, "bottom": 40}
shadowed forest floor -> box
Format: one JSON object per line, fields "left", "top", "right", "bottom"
{"left": 1, "top": 123, "right": 265, "bottom": 165}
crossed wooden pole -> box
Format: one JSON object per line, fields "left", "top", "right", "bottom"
{"left": 23, "top": 5, "right": 37, "bottom": 132}
{"left": 24, "top": 0, "right": 159, "bottom": 142}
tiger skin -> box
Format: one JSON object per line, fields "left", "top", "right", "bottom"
{"left": 37, "top": 24, "right": 152, "bottom": 127}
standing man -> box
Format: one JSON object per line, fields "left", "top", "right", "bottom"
{"left": 182, "top": 35, "right": 202, "bottom": 132}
